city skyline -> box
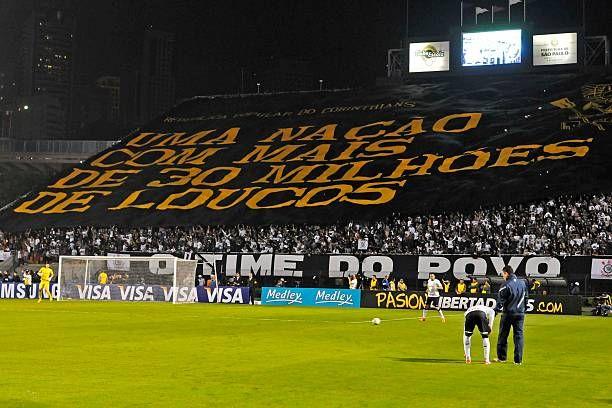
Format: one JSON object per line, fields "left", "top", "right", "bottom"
{"left": 0, "top": 0, "right": 610, "bottom": 140}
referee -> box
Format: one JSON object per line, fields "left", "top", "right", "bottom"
{"left": 494, "top": 265, "right": 528, "bottom": 365}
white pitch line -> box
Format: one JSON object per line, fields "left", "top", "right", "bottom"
{"left": 348, "top": 315, "right": 460, "bottom": 324}
{"left": 217, "top": 314, "right": 460, "bottom": 324}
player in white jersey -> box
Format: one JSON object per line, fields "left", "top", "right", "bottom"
{"left": 419, "top": 273, "right": 446, "bottom": 322}
{"left": 463, "top": 305, "right": 496, "bottom": 364}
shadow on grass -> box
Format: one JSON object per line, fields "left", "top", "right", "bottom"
{"left": 388, "top": 357, "right": 464, "bottom": 364}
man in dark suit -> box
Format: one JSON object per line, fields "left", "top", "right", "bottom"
{"left": 494, "top": 265, "right": 528, "bottom": 365}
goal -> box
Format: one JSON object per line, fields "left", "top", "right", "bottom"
{"left": 57, "top": 255, "right": 198, "bottom": 304}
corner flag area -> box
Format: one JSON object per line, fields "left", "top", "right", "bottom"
{"left": 2, "top": 301, "right": 610, "bottom": 407}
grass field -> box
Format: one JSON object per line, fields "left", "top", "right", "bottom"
{"left": 1, "top": 300, "right": 610, "bottom": 408}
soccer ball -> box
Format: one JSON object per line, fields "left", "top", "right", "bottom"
{"left": 371, "top": 318, "right": 381, "bottom": 325}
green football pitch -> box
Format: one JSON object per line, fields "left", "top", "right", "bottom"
{"left": 2, "top": 300, "right": 610, "bottom": 408}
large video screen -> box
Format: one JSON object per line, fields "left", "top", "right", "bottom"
{"left": 533, "top": 32, "right": 577, "bottom": 66}
{"left": 462, "top": 29, "right": 522, "bottom": 66}
{"left": 409, "top": 41, "right": 450, "bottom": 73}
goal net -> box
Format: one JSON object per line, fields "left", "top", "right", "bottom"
{"left": 57, "top": 255, "right": 198, "bottom": 304}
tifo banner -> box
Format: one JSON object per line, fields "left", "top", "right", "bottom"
{"left": 192, "top": 253, "right": 612, "bottom": 284}
{"left": 61, "top": 283, "right": 197, "bottom": 302}
{"left": 591, "top": 258, "right": 612, "bottom": 280}
{"left": 196, "top": 286, "right": 250, "bottom": 304}
{"left": 261, "top": 287, "right": 360, "bottom": 308}
{"left": 0, "top": 283, "right": 58, "bottom": 299}
{"left": 1, "top": 73, "right": 611, "bottom": 230}
{"left": 361, "top": 291, "right": 581, "bottom": 315}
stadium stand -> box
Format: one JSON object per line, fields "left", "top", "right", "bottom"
{"left": 1, "top": 192, "right": 609, "bottom": 263}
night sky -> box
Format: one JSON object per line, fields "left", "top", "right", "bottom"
{"left": 1, "top": 0, "right": 610, "bottom": 99}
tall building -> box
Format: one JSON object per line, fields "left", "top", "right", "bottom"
{"left": 139, "top": 29, "right": 176, "bottom": 123}
{"left": 18, "top": 0, "right": 75, "bottom": 139}
{"left": 96, "top": 76, "right": 121, "bottom": 123}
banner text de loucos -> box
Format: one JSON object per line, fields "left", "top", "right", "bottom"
{"left": 2, "top": 72, "right": 610, "bottom": 232}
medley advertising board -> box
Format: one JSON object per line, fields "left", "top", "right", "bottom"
{"left": 361, "top": 291, "right": 582, "bottom": 315}
{"left": 409, "top": 41, "right": 450, "bottom": 73}
{"left": 261, "top": 287, "right": 360, "bottom": 308}
{"left": 533, "top": 32, "right": 578, "bottom": 66}
{"left": 462, "top": 29, "right": 522, "bottom": 66}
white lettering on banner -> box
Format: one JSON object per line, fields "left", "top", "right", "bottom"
{"left": 419, "top": 256, "right": 561, "bottom": 278}
{"left": 265, "top": 288, "right": 303, "bottom": 304}
{"left": 76, "top": 285, "right": 111, "bottom": 300}
{"left": 198, "top": 254, "right": 224, "bottom": 275}
{"left": 453, "top": 257, "right": 487, "bottom": 280}
{"left": 1, "top": 283, "right": 15, "bottom": 298}
{"left": 240, "top": 254, "right": 273, "bottom": 276}
{"left": 361, "top": 256, "right": 393, "bottom": 278}
{"left": 418, "top": 256, "right": 452, "bottom": 279}
{"left": 119, "top": 285, "right": 131, "bottom": 300}
{"left": 274, "top": 255, "right": 303, "bottom": 277}
{"left": 490, "top": 256, "right": 524, "bottom": 275}
{"left": 328, "top": 255, "right": 360, "bottom": 278}
{"left": 161, "top": 286, "right": 198, "bottom": 302}
{"left": 440, "top": 296, "right": 497, "bottom": 310}
{"left": 206, "top": 287, "right": 244, "bottom": 303}
{"left": 525, "top": 257, "right": 560, "bottom": 277}
{"left": 0, "top": 283, "right": 58, "bottom": 299}
{"left": 314, "top": 290, "right": 354, "bottom": 306}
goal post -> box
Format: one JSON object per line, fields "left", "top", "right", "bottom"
{"left": 57, "top": 255, "right": 198, "bottom": 303}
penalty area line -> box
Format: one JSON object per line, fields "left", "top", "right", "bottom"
{"left": 348, "top": 315, "right": 460, "bottom": 324}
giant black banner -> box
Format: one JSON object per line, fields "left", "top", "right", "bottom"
{"left": 1, "top": 73, "right": 610, "bottom": 230}
{"left": 191, "top": 252, "right": 612, "bottom": 288}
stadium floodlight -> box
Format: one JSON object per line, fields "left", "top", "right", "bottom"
{"left": 57, "top": 255, "right": 198, "bottom": 304}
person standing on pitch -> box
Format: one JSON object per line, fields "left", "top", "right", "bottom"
{"left": 463, "top": 305, "right": 496, "bottom": 364}
{"left": 494, "top": 265, "right": 528, "bottom": 365}
{"left": 419, "top": 273, "right": 446, "bottom": 322}
{"left": 37, "top": 263, "right": 54, "bottom": 303}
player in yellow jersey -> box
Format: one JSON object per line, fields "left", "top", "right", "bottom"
{"left": 37, "top": 263, "right": 54, "bottom": 303}
{"left": 98, "top": 270, "right": 108, "bottom": 284}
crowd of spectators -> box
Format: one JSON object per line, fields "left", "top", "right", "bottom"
{"left": 0, "top": 193, "right": 610, "bottom": 263}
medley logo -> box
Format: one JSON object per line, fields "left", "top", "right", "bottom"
{"left": 263, "top": 288, "right": 304, "bottom": 305}
{"left": 261, "top": 287, "right": 360, "bottom": 308}
{"left": 314, "top": 289, "right": 355, "bottom": 307}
